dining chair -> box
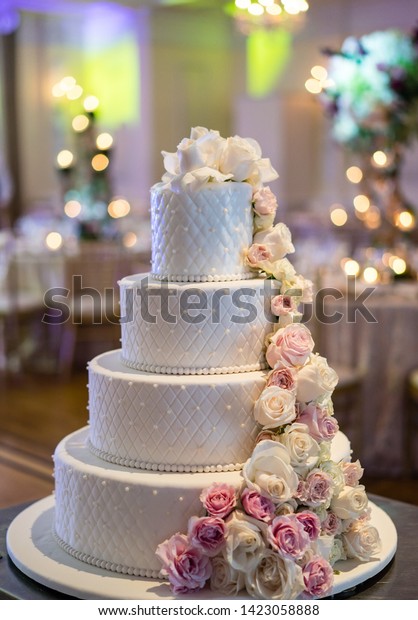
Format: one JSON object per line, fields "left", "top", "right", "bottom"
{"left": 54, "top": 241, "right": 132, "bottom": 376}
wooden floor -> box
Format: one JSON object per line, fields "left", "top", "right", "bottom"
{"left": 1, "top": 363, "right": 418, "bottom": 510}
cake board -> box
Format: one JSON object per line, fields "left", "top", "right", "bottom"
{"left": 6, "top": 495, "right": 397, "bottom": 600}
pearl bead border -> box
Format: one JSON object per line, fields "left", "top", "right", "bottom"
{"left": 88, "top": 440, "right": 244, "bottom": 473}
{"left": 150, "top": 271, "right": 257, "bottom": 283}
{"left": 120, "top": 355, "right": 268, "bottom": 376}
{"left": 54, "top": 530, "right": 163, "bottom": 579}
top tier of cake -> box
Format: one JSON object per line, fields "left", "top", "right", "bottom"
{"left": 151, "top": 182, "right": 254, "bottom": 282}
{"left": 149, "top": 127, "right": 278, "bottom": 283}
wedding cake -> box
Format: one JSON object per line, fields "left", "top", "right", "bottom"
{"left": 52, "top": 127, "right": 380, "bottom": 600}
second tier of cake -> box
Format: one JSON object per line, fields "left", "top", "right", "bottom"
{"left": 88, "top": 350, "right": 267, "bottom": 472}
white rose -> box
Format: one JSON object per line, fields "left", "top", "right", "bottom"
{"left": 342, "top": 523, "right": 381, "bottom": 562}
{"left": 177, "top": 137, "right": 206, "bottom": 173}
{"left": 161, "top": 150, "right": 180, "bottom": 176}
{"left": 271, "top": 258, "right": 297, "bottom": 282}
{"left": 328, "top": 537, "right": 346, "bottom": 566}
{"left": 282, "top": 274, "right": 314, "bottom": 304}
{"left": 210, "top": 552, "right": 245, "bottom": 596}
{"left": 254, "top": 223, "right": 295, "bottom": 261}
{"left": 219, "top": 135, "right": 262, "bottom": 183}
{"left": 313, "top": 535, "right": 334, "bottom": 562}
{"left": 319, "top": 460, "right": 346, "bottom": 497}
{"left": 331, "top": 485, "right": 369, "bottom": 520}
{"left": 254, "top": 386, "right": 297, "bottom": 430}
{"left": 243, "top": 440, "right": 299, "bottom": 504}
{"left": 175, "top": 168, "right": 232, "bottom": 192}
{"left": 254, "top": 212, "right": 275, "bottom": 233}
{"left": 225, "top": 511, "right": 265, "bottom": 572}
{"left": 296, "top": 355, "right": 339, "bottom": 404}
{"left": 317, "top": 441, "right": 331, "bottom": 464}
{"left": 194, "top": 130, "right": 226, "bottom": 169}
{"left": 278, "top": 423, "right": 320, "bottom": 476}
{"left": 245, "top": 549, "right": 304, "bottom": 600}
{"left": 190, "top": 126, "right": 213, "bottom": 140}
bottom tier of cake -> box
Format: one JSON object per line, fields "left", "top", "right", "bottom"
{"left": 53, "top": 427, "right": 352, "bottom": 579}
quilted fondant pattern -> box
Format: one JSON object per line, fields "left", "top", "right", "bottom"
{"left": 88, "top": 351, "right": 267, "bottom": 469}
{"left": 119, "top": 276, "right": 277, "bottom": 374}
{"left": 54, "top": 428, "right": 244, "bottom": 573}
{"left": 151, "top": 182, "right": 254, "bottom": 280}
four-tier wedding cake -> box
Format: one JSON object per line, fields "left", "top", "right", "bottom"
{"left": 51, "top": 127, "right": 381, "bottom": 600}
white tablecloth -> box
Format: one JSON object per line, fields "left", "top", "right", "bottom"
{"left": 320, "top": 283, "right": 418, "bottom": 476}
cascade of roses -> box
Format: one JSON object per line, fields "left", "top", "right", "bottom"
{"left": 156, "top": 324, "right": 381, "bottom": 599}
{"left": 155, "top": 131, "right": 381, "bottom": 599}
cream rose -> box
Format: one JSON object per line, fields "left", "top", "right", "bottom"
{"left": 245, "top": 550, "right": 304, "bottom": 600}
{"left": 296, "top": 355, "right": 339, "bottom": 403}
{"left": 331, "top": 485, "right": 369, "bottom": 520}
{"left": 210, "top": 552, "right": 245, "bottom": 596}
{"left": 254, "top": 386, "right": 297, "bottom": 429}
{"left": 225, "top": 511, "right": 265, "bottom": 572}
{"left": 243, "top": 440, "right": 299, "bottom": 504}
{"left": 342, "top": 523, "right": 381, "bottom": 562}
{"left": 219, "top": 135, "right": 278, "bottom": 185}
{"left": 278, "top": 423, "right": 320, "bottom": 476}
{"left": 254, "top": 223, "right": 295, "bottom": 261}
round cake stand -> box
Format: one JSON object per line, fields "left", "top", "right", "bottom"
{"left": 6, "top": 495, "right": 397, "bottom": 600}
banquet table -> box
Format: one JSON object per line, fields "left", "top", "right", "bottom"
{"left": 0, "top": 495, "right": 416, "bottom": 600}
{"left": 318, "top": 281, "right": 418, "bottom": 476}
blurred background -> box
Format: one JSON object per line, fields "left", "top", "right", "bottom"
{"left": 1, "top": 0, "right": 418, "bottom": 508}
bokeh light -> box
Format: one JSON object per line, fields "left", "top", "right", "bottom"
{"left": 57, "top": 150, "right": 74, "bottom": 169}
{"left": 91, "top": 153, "right": 109, "bottom": 172}
{"left": 45, "top": 232, "right": 63, "bottom": 251}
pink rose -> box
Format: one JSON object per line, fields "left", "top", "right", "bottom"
{"left": 342, "top": 460, "right": 364, "bottom": 487}
{"left": 271, "top": 295, "right": 296, "bottom": 317}
{"left": 156, "top": 533, "right": 212, "bottom": 594}
{"left": 253, "top": 186, "right": 278, "bottom": 216}
{"left": 297, "top": 404, "right": 339, "bottom": 442}
{"left": 187, "top": 516, "right": 227, "bottom": 557}
{"left": 200, "top": 483, "right": 237, "bottom": 518}
{"left": 302, "top": 556, "right": 334, "bottom": 598}
{"left": 266, "top": 367, "right": 297, "bottom": 391}
{"left": 304, "top": 470, "right": 334, "bottom": 508}
{"left": 295, "top": 511, "right": 321, "bottom": 541}
{"left": 267, "top": 515, "right": 311, "bottom": 560}
{"left": 266, "top": 324, "right": 315, "bottom": 369}
{"left": 246, "top": 243, "right": 272, "bottom": 269}
{"left": 321, "top": 511, "right": 342, "bottom": 536}
{"left": 241, "top": 488, "right": 276, "bottom": 523}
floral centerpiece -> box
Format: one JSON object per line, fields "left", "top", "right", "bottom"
{"left": 155, "top": 128, "right": 381, "bottom": 600}
{"left": 320, "top": 27, "right": 418, "bottom": 153}
{"left": 319, "top": 27, "right": 418, "bottom": 246}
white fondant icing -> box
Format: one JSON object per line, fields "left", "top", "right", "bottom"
{"left": 53, "top": 427, "right": 351, "bottom": 577}
{"left": 150, "top": 182, "right": 255, "bottom": 281}
{"left": 88, "top": 350, "right": 267, "bottom": 469}
{"left": 53, "top": 427, "right": 245, "bottom": 575}
{"left": 119, "top": 275, "right": 277, "bottom": 374}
